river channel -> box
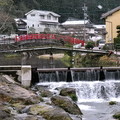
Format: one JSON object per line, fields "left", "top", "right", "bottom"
{"left": 1, "top": 53, "right": 120, "bottom": 120}
{"left": 38, "top": 81, "right": 120, "bottom": 120}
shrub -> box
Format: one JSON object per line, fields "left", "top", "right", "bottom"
{"left": 85, "top": 41, "right": 95, "bottom": 49}
{"left": 102, "top": 44, "right": 109, "bottom": 50}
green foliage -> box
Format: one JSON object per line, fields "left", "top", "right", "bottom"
{"left": 114, "top": 38, "right": 120, "bottom": 48}
{"left": 65, "top": 43, "right": 72, "bottom": 48}
{"left": 102, "top": 44, "right": 110, "bottom": 51}
{"left": 0, "top": 0, "right": 120, "bottom": 34}
{"left": 99, "top": 55, "right": 117, "bottom": 66}
{"left": 116, "top": 25, "right": 120, "bottom": 38}
{"left": 85, "top": 41, "right": 95, "bottom": 49}
{"left": 4, "top": 53, "right": 20, "bottom": 58}
{"left": 3, "top": 0, "right": 120, "bottom": 24}
{"left": 81, "top": 53, "right": 100, "bottom": 67}
{"left": 61, "top": 53, "right": 72, "bottom": 67}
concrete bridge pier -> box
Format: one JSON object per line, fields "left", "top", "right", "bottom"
{"left": 21, "top": 65, "right": 31, "bottom": 87}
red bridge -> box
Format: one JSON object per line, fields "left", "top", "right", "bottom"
{"left": 15, "top": 34, "right": 85, "bottom": 46}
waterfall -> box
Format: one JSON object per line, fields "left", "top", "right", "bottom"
{"left": 75, "top": 81, "right": 120, "bottom": 101}
{"left": 37, "top": 69, "right": 120, "bottom": 100}
{"left": 37, "top": 81, "right": 120, "bottom": 101}
{"left": 38, "top": 69, "right": 120, "bottom": 82}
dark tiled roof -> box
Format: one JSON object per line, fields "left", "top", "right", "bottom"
{"left": 101, "top": 6, "right": 120, "bottom": 19}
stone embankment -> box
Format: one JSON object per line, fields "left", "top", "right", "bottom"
{"left": 0, "top": 74, "right": 82, "bottom": 120}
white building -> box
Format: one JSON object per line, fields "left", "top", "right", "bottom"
{"left": 60, "top": 17, "right": 94, "bottom": 41}
{"left": 60, "top": 18, "right": 106, "bottom": 42}
{"left": 25, "top": 10, "right": 60, "bottom": 34}
{"left": 14, "top": 18, "right": 27, "bottom": 34}
{"left": 91, "top": 25, "right": 106, "bottom": 41}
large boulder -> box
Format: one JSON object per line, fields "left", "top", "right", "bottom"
{"left": 51, "top": 95, "right": 82, "bottom": 115}
{"left": 0, "top": 75, "right": 40, "bottom": 105}
{"left": 28, "top": 103, "right": 73, "bottom": 120}
{"left": 60, "top": 88, "right": 78, "bottom": 101}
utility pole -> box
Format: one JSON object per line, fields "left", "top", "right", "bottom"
{"left": 82, "top": 4, "right": 88, "bottom": 41}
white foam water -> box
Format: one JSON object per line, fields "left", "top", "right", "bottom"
{"left": 37, "top": 80, "right": 120, "bottom": 120}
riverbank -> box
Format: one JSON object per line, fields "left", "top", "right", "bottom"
{"left": 0, "top": 74, "right": 82, "bottom": 120}
{"left": 38, "top": 81, "right": 120, "bottom": 120}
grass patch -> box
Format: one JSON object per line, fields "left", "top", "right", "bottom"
{"left": 4, "top": 53, "right": 20, "bottom": 58}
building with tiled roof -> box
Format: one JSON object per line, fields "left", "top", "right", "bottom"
{"left": 101, "top": 6, "right": 120, "bottom": 44}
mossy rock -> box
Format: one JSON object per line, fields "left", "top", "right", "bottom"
{"left": 109, "top": 101, "right": 117, "bottom": 105}
{"left": 60, "top": 88, "right": 78, "bottom": 102}
{"left": 28, "top": 103, "right": 73, "bottom": 120}
{"left": 11, "top": 103, "right": 25, "bottom": 112}
{"left": 40, "top": 90, "right": 53, "bottom": 97}
{"left": 113, "top": 112, "right": 120, "bottom": 119}
{"left": 51, "top": 95, "right": 82, "bottom": 115}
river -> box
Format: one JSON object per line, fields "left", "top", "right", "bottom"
{"left": 1, "top": 53, "right": 120, "bottom": 120}
{"left": 37, "top": 81, "right": 120, "bottom": 120}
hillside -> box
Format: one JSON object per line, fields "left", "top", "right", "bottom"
{"left": 0, "top": 0, "right": 120, "bottom": 34}
{"left": 13, "top": 0, "right": 120, "bottom": 23}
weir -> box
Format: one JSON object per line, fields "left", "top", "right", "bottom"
{"left": 37, "top": 67, "right": 120, "bottom": 82}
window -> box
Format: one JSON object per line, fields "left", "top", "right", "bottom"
{"left": 45, "top": 24, "right": 50, "bottom": 27}
{"left": 47, "top": 15, "right": 51, "bottom": 20}
{"left": 53, "top": 17, "right": 57, "bottom": 20}
{"left": 32, "top": 24, "right": 34, "bottom": 27}
{"left": 31, "top": 14, "right": 35, "bottom": 16}
{"left": 40, "top": 15, "right": 45, "bottom": 19}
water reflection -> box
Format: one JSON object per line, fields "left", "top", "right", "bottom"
{"left": 0, "top": 54, "right": 66, "bottom": 68}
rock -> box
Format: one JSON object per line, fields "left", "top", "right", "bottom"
{"left": 40, "top": 89, "right": 53, "bottom": 97}
{"left": 36, "top": 85, "right": 53, "bottom": 97}
{"left": 0, "top": 75, "right": 40, "bottom": 105}
{"left": 11, "top": 103, "right": 26, "bottom": 113}
{"left": 28, "top": 103, "right": 73, "bottom": 120}
{"left": 60, "top": 88, "right": 78, "bottom": 101}
{"left": 0, "top": 110, "right": 11, "bottom": 119}
{"left": 113, "top": 112, "right": 120, "bottom": 119}
{"left": 4, "top": 117, "right": 16, "bottom": 120}
{"left": 25, "top": 115, "right": 39, "bottom": 120}
{"left": 51, "top": 95, "right": 82, "bottom": 115}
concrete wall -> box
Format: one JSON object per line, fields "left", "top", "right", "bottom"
{"left": 21, "top": 65, "right": 31, "bottom": 87}
{"left": 0, "top": 65, "right": 32, "bottom": 88}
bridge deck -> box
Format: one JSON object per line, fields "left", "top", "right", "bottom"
{"left": 0, "top": 47, "right": 109, "bottom": 54}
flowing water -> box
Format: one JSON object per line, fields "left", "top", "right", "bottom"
{"left": 37, "top": 81, "right": 120, "bottom": 120}
{"left": 1, "top": 54, "right": 120, "bottom": 119}
{"left": 37, "top": 69, "right": 120, "bottom": 120}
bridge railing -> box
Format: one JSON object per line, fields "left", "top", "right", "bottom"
{"left": 15, "top": 33, "right": 85, "bottom": 46}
